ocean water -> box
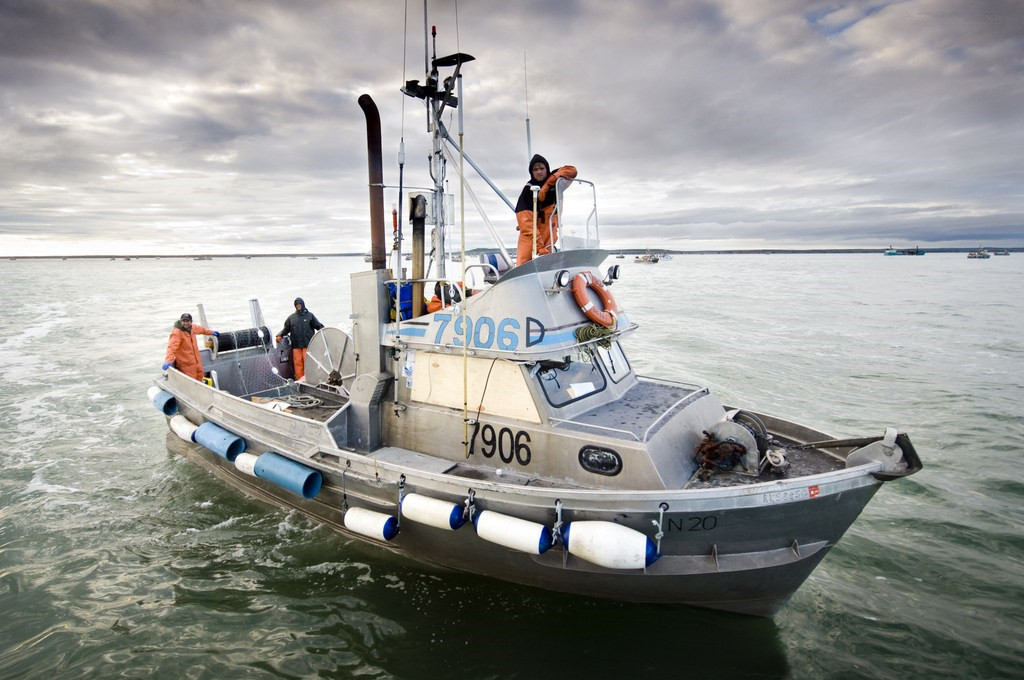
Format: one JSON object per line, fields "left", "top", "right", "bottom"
{"left": 1, "top": 253, "right": 1022, "bottom": 679}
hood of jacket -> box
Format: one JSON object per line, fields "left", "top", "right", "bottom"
{"left": 528, "top": 154, "right": 550, "bottom": 185}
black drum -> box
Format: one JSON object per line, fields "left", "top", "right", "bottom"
{"left": 215, "top": 327, "right": 272, "bottom": 352}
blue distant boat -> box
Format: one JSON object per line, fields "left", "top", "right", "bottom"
{"left": 884, "top": 245, "right": 926, "bottom": 256}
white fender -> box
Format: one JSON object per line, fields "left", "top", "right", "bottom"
{"left": 169, "top": 414, "right": 198, "bottom": 442}
{"left": 561, "top": 520, "right": 659, "bottom": 569}
{"left": 234, "top": 452, "right": 259, "bottom": 477}
{"left": 401, "top": 493, "right": 465, "bottom": 530}
{"left": 344, "top": 507, "right": 399, "bottom": 542}
{"left": 474, "top": 510, "right": 552, "bottom": 555}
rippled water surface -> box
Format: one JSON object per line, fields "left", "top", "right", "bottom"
{"left": 1, "top": 254, "right": 1022, "bottom": 679}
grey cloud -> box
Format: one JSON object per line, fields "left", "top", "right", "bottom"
{"left": 1, "top": 0, "right": 1022, "bottom": 256}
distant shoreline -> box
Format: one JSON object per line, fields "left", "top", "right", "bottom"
{"left": 4, "top": 247, "right": 1021, "bottom": 260}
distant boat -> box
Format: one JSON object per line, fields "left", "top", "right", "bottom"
{"left": 308, "top": 257, "right": 319, "bottom": 260}
{"left": 884, "top": 246, "right": 925, "bottom": 256}
{"left": 992, "top": 249, "right": 1010, "bottom": 256}
{"left": 634, "top": 251, "right": 660, "bottom": 263}
{"left": 194, "top": 256, "right": 213, "bottom": 261}
{"left": 659, "top": 253, "right": 673, "bottom": 261}
{"left": 363, "top": 251, "right": 372, "bottom": 262}
{"left": 615, "top": 254, "right": 625, "bottom": 259}
{"left": 967, "top": 248, "right": 991, "bottom": 259}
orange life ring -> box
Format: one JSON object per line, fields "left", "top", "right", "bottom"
{"left": 571, "top": 271, "right": 619, "bottom": 328}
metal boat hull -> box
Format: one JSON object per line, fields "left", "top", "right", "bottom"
{"left": 163, "top": 388, "right": 884, "bottom": 617}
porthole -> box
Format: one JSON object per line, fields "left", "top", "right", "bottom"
{"left": 579, "top": 446, "right": 622, "bottom": 476}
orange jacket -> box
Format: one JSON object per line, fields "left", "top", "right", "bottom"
{"left": 515, "top": 164, "right": 577, "bottom": 265}
{"left": 426, "top": 296, "right": 444, "bottom": 313}
{"left": 164, "top": 321, "right": 213, "bottom": 381}
{"left": 427, "top": 282, "right": 465, "bottom": 313}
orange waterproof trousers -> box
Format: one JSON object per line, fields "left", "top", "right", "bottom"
{"left": 292, "top": 347, "right": 307, "bottom": 380}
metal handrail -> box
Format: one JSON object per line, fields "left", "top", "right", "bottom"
{"left": 399, "top": 322, "right": 639, "bottom": 358}
{"left": 547, "top": 417, "right": 641, "bottom": 442}
{"left": 556, "top": 178, "right": 599, "bottom": 250}
{"left": 641, "top": 387, "right": 710, "bottom": 442}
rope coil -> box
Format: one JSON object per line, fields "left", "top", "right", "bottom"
{"left": 574, "top": 323, "right": 616, "bottom": 348}
{"left": 281, "top": 394, "right": 323, "bottom": 409}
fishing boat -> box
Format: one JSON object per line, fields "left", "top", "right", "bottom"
{"left": 884, "top": 245, "right": 925, "bottom": 256}
{"left": 148, "top": 32, "right": 921, "bottom": 617}
{"left": 967, "top": 248, "right": 991, "bottom": 259}
{"left": 634, "top": 251, "right": 660, "bottom": 263}
{"left": 992, "top": 248, "right": 1010, "bottom": 256}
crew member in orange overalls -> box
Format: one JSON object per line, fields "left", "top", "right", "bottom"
{"left": 275, "top": 297, "right": 324, "bottom": 380}
{"left": 426, "top": 281, "right": 467, "bottom": 313}
{"left": 163, "top": 312, "right": 218, "bottom": 381}
{"left": 514, "top": 154, "right": 577, "bottom": 265}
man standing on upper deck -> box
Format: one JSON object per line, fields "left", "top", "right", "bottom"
{"left": 514, "top": 154, "right": 577, "bottom": 265}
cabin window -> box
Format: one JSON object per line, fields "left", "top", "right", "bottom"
{"left": 595, "top": 341, "right": 631, "bottom": 384}
{"left": 536, "top": 356, "right": 607, "bottom": 407}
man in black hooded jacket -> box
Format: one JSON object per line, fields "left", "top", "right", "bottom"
{"left": 275, "top": 297, "right": 324, "bottom": 380}
{"left": 514, "top": 154, "right": 577, "bottom": 265}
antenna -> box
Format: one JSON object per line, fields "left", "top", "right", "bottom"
{"left": 524, "top": 53, "right": 532, "bottom": 161}
{"left": 422, "top": 1, "right": 429, "bottom": 77}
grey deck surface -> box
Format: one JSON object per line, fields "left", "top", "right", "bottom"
{"left": 553, "top": 381, "right": 706, "bottom": 441}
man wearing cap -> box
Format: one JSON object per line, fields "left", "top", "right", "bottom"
{"left": 275, "top": 297, "right": 324, "bottom": 380}
{"left": 162, "top": 313, "right": 218, "bottom": 382}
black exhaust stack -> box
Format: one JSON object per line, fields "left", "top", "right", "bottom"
{"left": 358, "top": 94, "right": 386, "bottom": 270}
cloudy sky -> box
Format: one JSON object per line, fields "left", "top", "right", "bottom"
{"left": 2, "top": 0, "right": 1022, "bottom": 256}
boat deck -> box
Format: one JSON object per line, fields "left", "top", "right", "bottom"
{"left": 683, "top": 445, "right": 845, "bottom": 489}
{"left": 246, "top": 384, "right": 348, "bottom": 424}
{"left": 553, "top": 381, "right": 708, "bottom": 442}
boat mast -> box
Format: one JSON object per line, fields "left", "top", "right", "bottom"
{"left": 428, "top": 25, "right": 446, "bottom": 280}
{"left": 401, "top": 17, "right": 475, "bottom": 283}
